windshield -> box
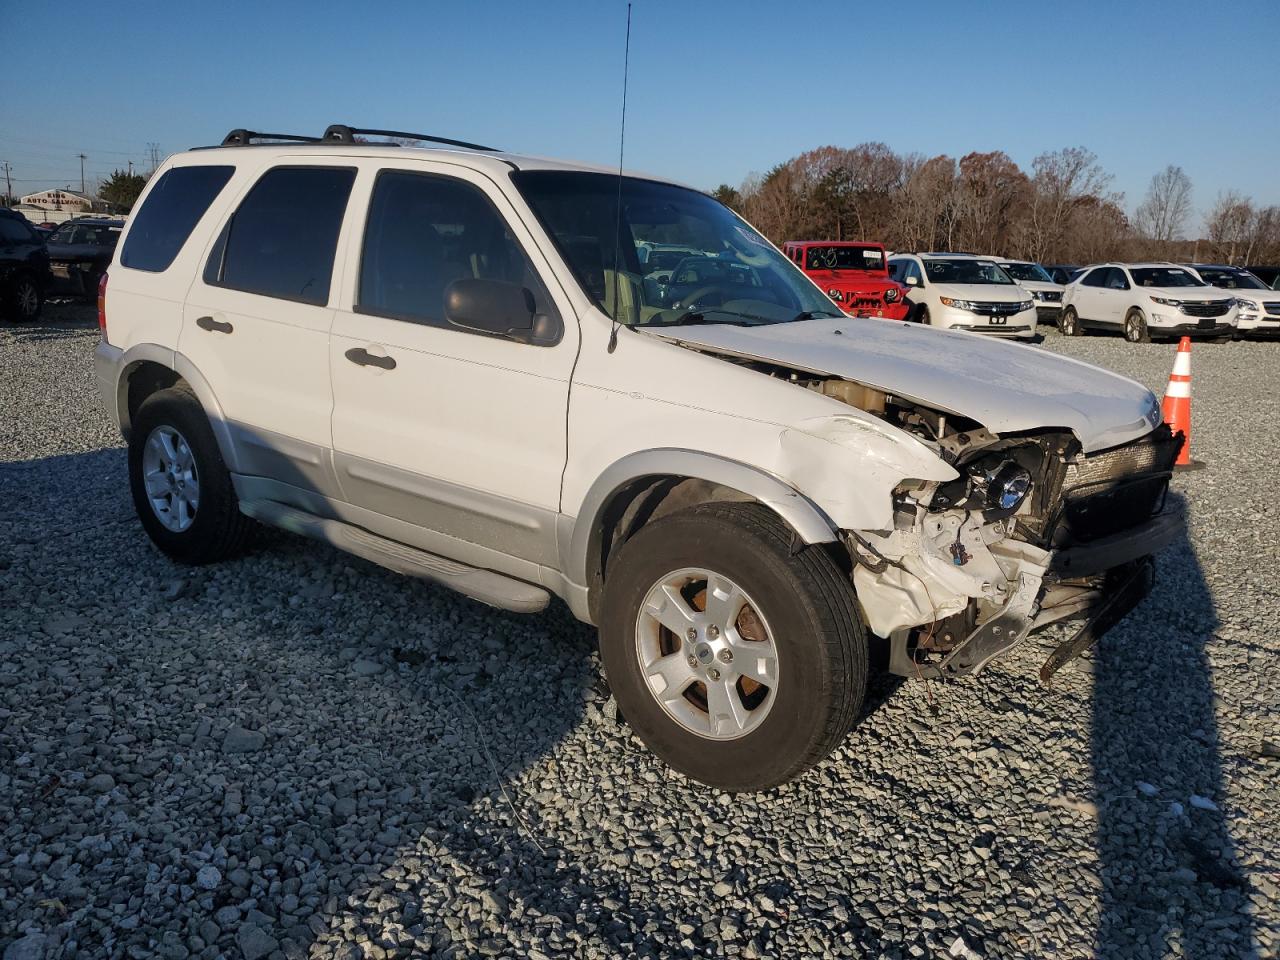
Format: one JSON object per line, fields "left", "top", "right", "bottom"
{"left": 804, "top": 245, "right": 886, "bottom": 273}
{"left": 1130, "top": 267, "right": 1206, "bottom": 288}
{"left": 50, "top": 223, "right": 121, "bottom": 246}
{"left": 1000, "top": 262, "right": 1053, "bottom": 283}
{"left": 511, "top": 171, "right": 838, "bottom": 327}
{"left": 923, "top": 258, "right": 1013, "bottom": 285}
{"left": 1195, "top": 268, "right": 1267, "bottom": 290}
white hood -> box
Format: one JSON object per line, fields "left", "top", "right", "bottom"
{"left": 1015, "top": 280, "right": 1065, "bottom": 294}
{"left": 1213, "top": 288, "right": 1276, "bottom": 307}
{"left": 928, "top": 282, "right": 1030, "bottom": 302}
{"left": 646, "top": 317, "right": 1162, "bottom": 453}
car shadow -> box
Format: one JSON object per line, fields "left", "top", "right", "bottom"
{"left": 1090, "top": 491, "right": 1257, "bottom": 958}
{"left": 2, "top": 445, "right": 902, "bottom": 958}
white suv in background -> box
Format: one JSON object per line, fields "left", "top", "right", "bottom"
{"left": 1060, "top": 263, "right": 1238, "bottom": 342}
{"left": 94, "top": 125, "right": 1182, "bottom": 790}
{"left": 994, "top": 259, "right": 1065, "bottom": 324}
{"left": 888, "top": 253, "right": 1036, "bottom": 339}
{"left": 1185, "top": 264, "right": 1280, "bottom": 339}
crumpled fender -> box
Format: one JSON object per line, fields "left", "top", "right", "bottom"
{"left": 776, "top": 415, "right": 958, "bottom": 531}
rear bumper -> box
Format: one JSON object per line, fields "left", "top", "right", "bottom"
{"left": 94, "top": 340, "right": 124, "bottom": 433}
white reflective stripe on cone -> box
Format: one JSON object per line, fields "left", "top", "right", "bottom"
{"left": 1171, "top": 352, "right": 1191, "bottom": 376}
{"left": 1164, "top": 381, "right": 1191, "bottom": 399}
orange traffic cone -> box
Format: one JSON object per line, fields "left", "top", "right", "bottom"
{"left": 1162, "top": 336, "right": 1204, "bottom": 471}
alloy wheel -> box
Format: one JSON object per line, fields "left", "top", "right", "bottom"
{"left": 17, "top": 280, "right": 39, "bottom": 319}
{"left": 141, "top": 425, "right": 200, "bottom": 532}
{"left": 634, "top": 567, "right": 779, "bottom": 740}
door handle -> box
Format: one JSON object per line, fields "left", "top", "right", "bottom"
{"left": 196, "top": 315, "right": 233, "bottom": 334}
{"left": 345, "top": 347, "right": 396, "bottom": 370}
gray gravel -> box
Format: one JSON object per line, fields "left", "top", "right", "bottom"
{"left": 2, "top": 308, "right": 1277, "bottom": 959}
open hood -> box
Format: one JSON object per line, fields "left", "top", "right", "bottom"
{"left": 644, "top": 317, "right": 1162, "bottom": 453}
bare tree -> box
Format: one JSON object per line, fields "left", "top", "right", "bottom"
{"left": 1134, "top": 165, "right": 1193, "bottom": 245}
{"left": 1024, "top": 147, "right": 1114, "bottom": 263}
{"left": 1206, "top": 192, "right": 1257, "bottom": 264}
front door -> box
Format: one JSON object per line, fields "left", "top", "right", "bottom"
{"left": 328, "top": 162, "right": 579, "bottom": 570}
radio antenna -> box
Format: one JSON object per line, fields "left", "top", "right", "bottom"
{"left": 606, "top": 2, "right": 632, "bottom": 354}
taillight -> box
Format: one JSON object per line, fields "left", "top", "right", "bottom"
{"left": 97, "top": 272, "right": 108, "bottom": 337}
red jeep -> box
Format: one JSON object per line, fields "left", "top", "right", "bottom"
{"left": 783, "top": 241, "right": 910, "bottom": 320}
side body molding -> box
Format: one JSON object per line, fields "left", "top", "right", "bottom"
{"left": 563, "top": 448, "right": 840, "bottom": 590}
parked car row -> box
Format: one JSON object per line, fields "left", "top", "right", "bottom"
{"left": 785, "top": 238, "right": 1278, "bottom": 344}
{"left": 0, "top": 208, "right": 125, "bottom": 322}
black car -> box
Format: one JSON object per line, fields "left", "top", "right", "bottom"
{"left": 45, "top": 217, "right": 125, "bottom": 299}
{"left": 1045, "top": 264, "right": 1082, "bottom": 285}
{"left": 1244, "top": 265, "right": 1280, "bottom": 288}
{"left": 0, "top": 209, "right": 51, "bottom": 323}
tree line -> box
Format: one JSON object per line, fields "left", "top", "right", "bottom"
{"left": 712, "top": 145, "right": 1280, "bottom": 267}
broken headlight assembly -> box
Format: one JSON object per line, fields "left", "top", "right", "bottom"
{"left": 929, "top": 456, "right": 1033, "bottom": 519}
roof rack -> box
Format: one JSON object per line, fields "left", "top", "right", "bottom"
{"left": 221, "top": 129, "right": 323, "bottom": 146}
{"left": 321, "top": 124, "right": 498, "bottom": 152}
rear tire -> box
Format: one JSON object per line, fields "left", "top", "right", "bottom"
{"left": 128, "top": 386, "right": 252, "bottom": 564}
{"left": 1123, "top": 309, "right": 1150, "bottom": 343}
{"left": 599, "top": 502, "right": 866, "bottom": 791}
{"left": 3, "top": 274, "right": 43, "bottom": 324}
{"left": 1059, "top": 306, "right": 1081, "bottom": 337}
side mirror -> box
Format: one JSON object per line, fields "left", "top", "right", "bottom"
{"left": 444, "top": 278, "right": 559, "bottom": 345}
{"left": 905, "top": 275, "right": 919, "bottom": 287}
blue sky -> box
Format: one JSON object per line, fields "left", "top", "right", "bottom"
{"left": 4, "top": 0, "right": 1277, "bottom": 230}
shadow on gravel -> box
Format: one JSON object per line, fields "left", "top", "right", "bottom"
{"left": 4, "top": 445, "right": 903, "bottom": 959}
{"left": 1091, "top": 492, "right": 1257, "bottom": 958}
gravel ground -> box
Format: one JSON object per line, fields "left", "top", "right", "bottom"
{"left": 1, "top": 306, "right": 1277, "bottom": 960}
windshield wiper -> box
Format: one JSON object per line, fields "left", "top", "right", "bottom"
{"left": 663, "top": 308, "right": 754, "bottom": 327}
{"left": 792, "top": 310, "right": 843, "bottom": 322}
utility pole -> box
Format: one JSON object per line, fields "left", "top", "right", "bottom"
{"left": 127, "top": 159, "right": 133, "bottom": 177}
{"left": 77, "top": 153, "right": 87, "bottom": 194}
{"left": 1, "top": 162, "right": 11, "bottom": 206}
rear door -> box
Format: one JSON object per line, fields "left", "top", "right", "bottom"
{"left": 1097, "top": 267, "right": 1132, "bottom": 325}
{"left": 179, "top": 161, "right": 357, "bottom": 504}
{"left": 327, "top": 160, "right": 579, "bottom": 570}
{"left": 1071, "top": 267, "right": 1108, "bottom": 321}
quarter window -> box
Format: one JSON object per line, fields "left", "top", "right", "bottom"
{"left": 204, "top": 166, "right": 355, "bottom": 306}
{"left": 121, "top": 165, "right": 234, "bottom": 272}
{"left": 357, "top": 170, "right": 553, "bottom": 330}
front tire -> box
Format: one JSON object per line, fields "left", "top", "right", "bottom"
{"left": 128, "top": 386, "right": 252, "bottom": 564}
{"left": 1123, "top": 308, "right": 1150, "bottom": 343}
{"left": 1059, "top": 306, "right": 1081, "bottom": 337}
{"left": 599, "top": 503, "right": 866, "bottom": 791}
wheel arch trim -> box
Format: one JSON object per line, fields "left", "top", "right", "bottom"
{"left": 106, "top": 342, "right": 241, "bottom": 473}
{"left": 563, "top": 448, "right": 840, "bottom": 591}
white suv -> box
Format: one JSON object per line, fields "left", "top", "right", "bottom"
{"left": 96, "top": 125, "right": 1182, "bottom": 790}
{"left": 1060, "top": 263, "right": 1238, "bottom": 342}
{"left": 993, "top": 259, "right": 1065, "bottom": 324}
{"left": 1185, "top": 264, "right": 1280, "bottom": 339}
{"left": 887, "top": 253, "right": 1037, "bottom": 339}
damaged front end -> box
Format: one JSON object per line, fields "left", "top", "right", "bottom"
{"left": 848, "top": 418, "right": 1183, "bottom": 681}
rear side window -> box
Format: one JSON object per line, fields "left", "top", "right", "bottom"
{"left": 357, "top": 170, "right": 552, "bottom": 328}
{"left": 121, "top": 165, "right": 234, "bottom": 272}
{"left": 205, "top": 166, "right": 355, "bottom": 306}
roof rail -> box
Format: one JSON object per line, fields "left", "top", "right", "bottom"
{"left": 220, "top": 129, "right": 323, "bottom": 146}
{"left": 321, "top": 124, "right": 498, "bottom": 152}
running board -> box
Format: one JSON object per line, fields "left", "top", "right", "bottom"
{"left": 238, "top": 499, "right": 550, "bottom": 613}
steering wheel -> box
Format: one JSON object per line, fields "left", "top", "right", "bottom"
{"left": 663, "top": 285, "right": 722, "bottom": 317}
